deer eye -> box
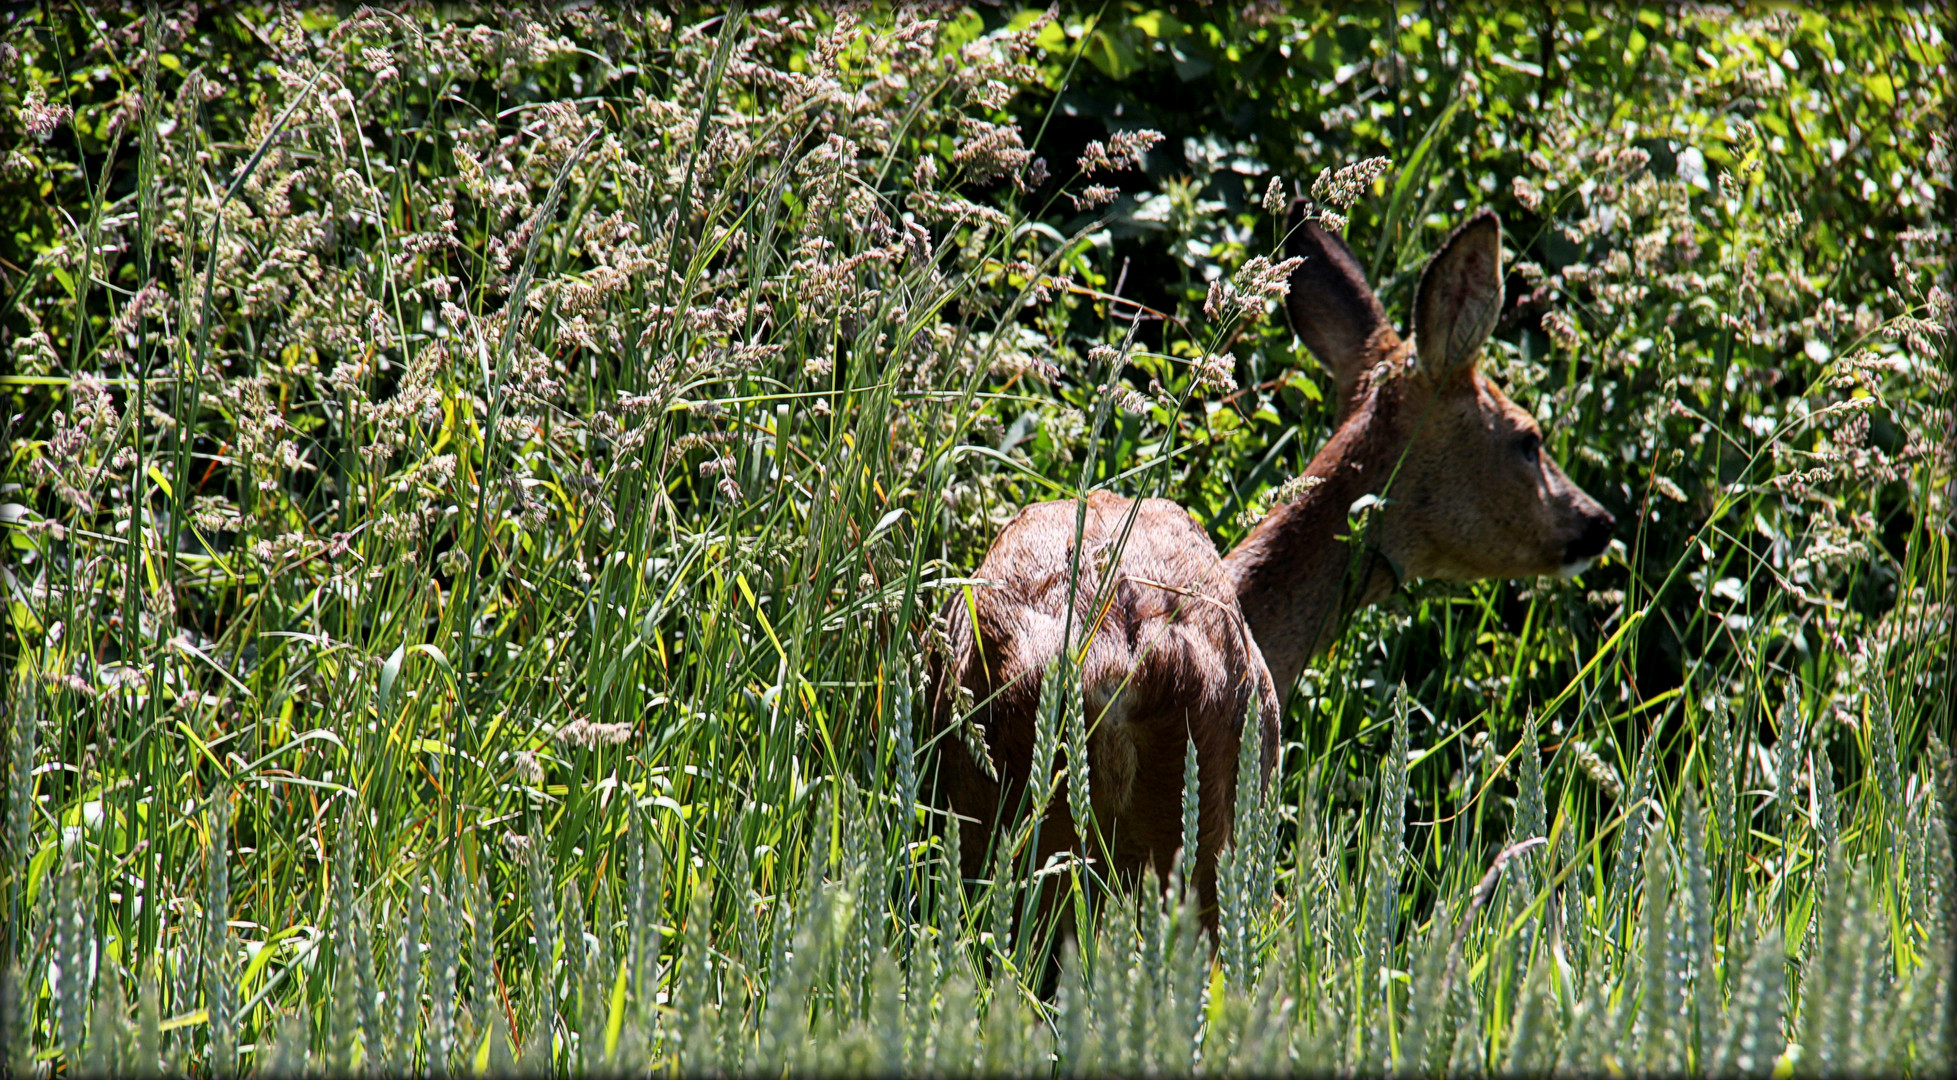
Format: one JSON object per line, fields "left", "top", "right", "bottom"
{"left": 1516, "top": 432, "right": 1541, "bottom": 465}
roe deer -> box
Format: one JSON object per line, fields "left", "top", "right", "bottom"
{"left": 926, "top": 205, "right": 1614, "bottom": 938}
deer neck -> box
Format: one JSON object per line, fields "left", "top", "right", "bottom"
{"left": 1222, "top": 383, "right": 1411, "bottom": 693}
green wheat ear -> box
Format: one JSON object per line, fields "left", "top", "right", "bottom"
{"left": 1503, "top": 957, "right": 1558, "bottom": 1074}
{"left": 83, "top": 936, "right": 128, "bottom": 1075}
{"left": 1680, "top": 784, "right": 1716, "bottom": 1061}
{"left": 427, "top": 867, "right": 460, "bottom": 1073}
{"left": 1514, "top": 710, "right": 1547, "bottom": 852}
{"left": 1361, "top": 685, "right": 1410, "bottom": 1034}
{"left": 353, "top": 878, "right": 382, "bottom": 1071}
{"left": 1638, "top": 830, "right": 1679, "bottom": 1071}
{"left": 1607, "top": 728, "right": 1658, "bottom": 929}
{"left": 1707, "top": 695, "right": 1739, "bottom": 900}
{"left": 1397, "top": 905, "right": 1451, "bottom": 1074}
{"left": 203, "top": 798, "right": 234, "bottom": 1078}
{"left": 260, "top": 1002, "right": 308, "bottom": 1077}
{"left": 393, "top": 873, "right": 426, "bottom": 1069}
{"left": 136, "top": 967, "right": 162, "bottom": 1077}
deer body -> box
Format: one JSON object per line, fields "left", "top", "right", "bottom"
{"left": 931, "top": 491, "right": 1281, "bottom": 924}
{"left": 928, "top": 205, "right": 1614, "bottom": 926}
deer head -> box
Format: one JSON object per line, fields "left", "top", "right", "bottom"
{"left": 1281, "top": 204, "right": 1615, "bottom": 584}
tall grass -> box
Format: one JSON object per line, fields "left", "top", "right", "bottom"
{"left": 1, "top": 4, "right": 1949, "bottom": 1076}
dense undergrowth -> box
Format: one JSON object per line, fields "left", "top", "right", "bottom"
{"left": 1, "top": 4, "right": 1950, "bottom": 1075}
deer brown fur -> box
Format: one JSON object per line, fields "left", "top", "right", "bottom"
{"left": 926, "top": 204, "right": 1614, "bottom": 938}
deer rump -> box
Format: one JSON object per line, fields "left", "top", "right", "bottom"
{"left": 927, "top": 490, "right": 1281, "bottom": 920}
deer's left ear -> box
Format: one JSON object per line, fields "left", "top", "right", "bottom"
{"left": 1412, "top": 210, "right": 1504, "bottom": 380}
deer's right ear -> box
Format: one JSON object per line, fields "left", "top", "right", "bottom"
{"left": 1412, "top": 210, "right": 1504, "bottom": 381}
{"left": 1282, "top": 199, "right": 1390, "bottom": 409}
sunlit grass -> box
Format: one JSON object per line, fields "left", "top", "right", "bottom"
{"left": 0, "top": 4, "right": 1948, "bottom": 1076}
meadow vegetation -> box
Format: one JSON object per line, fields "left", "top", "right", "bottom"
{"left": 0, "top": 3, "right": 1950, "bottom": 1075}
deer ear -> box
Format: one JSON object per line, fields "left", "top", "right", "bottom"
{"left": 1412, "top": 210, "right": 1504, "bottom": 380}
{"left": 1282, "top": 199, "right": 1390, "bottom": 409}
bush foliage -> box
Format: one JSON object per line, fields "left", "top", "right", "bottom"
{"left": 1, "top": 3, "right": 1949, "bottom": 1075}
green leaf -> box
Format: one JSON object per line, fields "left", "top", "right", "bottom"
{"left": 1865, "top": 71, "right": 1894, "bottom": 106}
{"left": 379, "top": 643, "right": 406, "bottom": 717}
{"left": 1130, "top": 11, "right": 1187, "bottom": 38}
{"left": 1084, "top": 27, "right": 1143, "bottom": 79}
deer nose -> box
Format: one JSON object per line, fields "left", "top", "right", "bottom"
{"left": 1565, "top": 512, "right": 1615, "bottom": 563}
